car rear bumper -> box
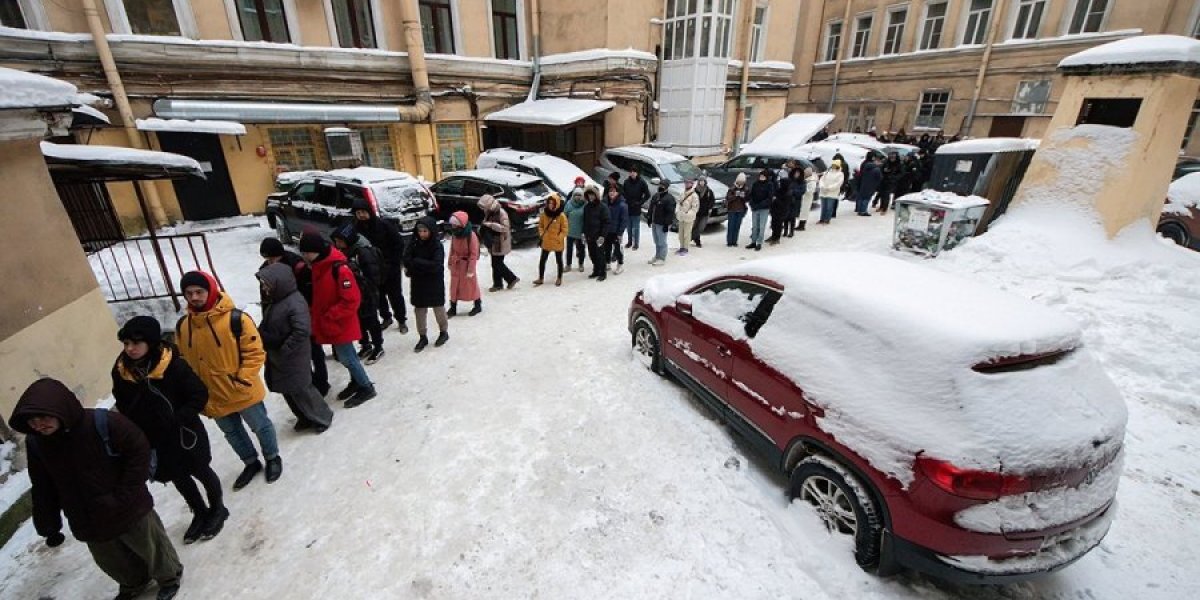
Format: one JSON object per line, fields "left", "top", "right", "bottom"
{"left": 889, "top": 503, "right": 1115, "bottom": 584}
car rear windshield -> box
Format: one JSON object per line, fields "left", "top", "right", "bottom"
{"left": 660, "top": 159, "right": 703, "bottom": 183}
{"left": 374, "top": 182, "right": 430, "bottom": 213}
{"left": 512, "top": 181, "right": 551, "bottom": 204}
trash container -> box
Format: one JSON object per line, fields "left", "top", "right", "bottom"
{"left": 893, "top": 190, "right": 989, "bottom": 256}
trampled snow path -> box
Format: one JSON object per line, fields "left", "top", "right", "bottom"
{"left": 1, "top": 206, "right": 1197, "bottom": 599}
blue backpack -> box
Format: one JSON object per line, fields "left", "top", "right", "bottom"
{"left": 92, "top": 408, "right": 158, "bottom": 479}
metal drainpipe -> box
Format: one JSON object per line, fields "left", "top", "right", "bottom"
{"left": 528, "top": 0, "right": 541, "bottom": 102}
{"left": 826, "top": 0, "right": 855, "bottom": 114}
{"left": 964, "top": 0, "right": 1007, "bottom": 136}
{"left": 731, "top": 1, "right": 758, "bottom": 155}
{"left": 397, "top": 0, "right": 434, "bottom": 121}
{"left": 79, "top": 0, "right": 168, "bottom": 228}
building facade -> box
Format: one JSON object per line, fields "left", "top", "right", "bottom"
{"left": 0, "top": 0, "right": 803, "bottom": 232}
{"left": 788, "top": 0, "right": 1200, "bottom": 156}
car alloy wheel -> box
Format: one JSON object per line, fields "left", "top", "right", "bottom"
{"left": 275, "top": 218, "right": 292, "bottom": 245}
{"left": 790, "top": 455, "right": 884, "bottom": 570}
{"left": 631, "top": 317, "right": 664, "bottom": 375}
{"left": 1157, "top": 222, "right": 1189, "bottom": 247}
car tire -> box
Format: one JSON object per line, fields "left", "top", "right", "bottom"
{"left": 274, "top": 217, "right": 292, "bottom": 245}
{"left": 790, "top": 455, "right": 883, "bottom": 571}
{"left": 1157, "top": 222, "right": 1190, "bottom": 247}
{"left": 631, "top": 316, "right": 665, "bottom": 376}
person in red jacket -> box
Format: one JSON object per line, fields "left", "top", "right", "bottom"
{"left": 298, "top": 231, "right": 376, "bottom": 407}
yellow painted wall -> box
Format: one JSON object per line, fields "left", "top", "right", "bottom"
{"left": 191, "top": 0, "right": 237, "bottom": 39}
{"left": 224, "top": 126, "right": 275, "bottom": 214}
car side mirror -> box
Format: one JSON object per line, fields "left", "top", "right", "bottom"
{"left": 651, "top": 178, "right": 662, "bottom": 187}
{"left": 676, "top": 297, "right": 693, "bottom": 317}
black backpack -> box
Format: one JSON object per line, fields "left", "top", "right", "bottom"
{"left": 178, "top": 308, "right": 244, "bottom": 339}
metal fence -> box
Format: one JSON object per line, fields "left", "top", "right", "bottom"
{"left": 88, "top": 233, "right": 224, "bottom": 311}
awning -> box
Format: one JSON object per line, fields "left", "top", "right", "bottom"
{"left": 484, "top": 98, "right": 616, "bottom": 127}
{"left": 153, "top": 98, "right": 406, "bottom": 124}
{"left": 136, "top": 117, "right": 246, "bottom": 135}
{"left": 41, "top": 141, "right": 205, "bottom": 183}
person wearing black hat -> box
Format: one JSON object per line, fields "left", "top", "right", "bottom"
{"left": 351, "top": 198, "right": 409, "bottom": 335}
{"left": 259, "top": 238, "right": 328, "bottom": 397}
{"left": 331, "top": 224, "right": 386, "bottom": 365}
{"left": 113, "top": 316, "right": 228, "bottom": 545}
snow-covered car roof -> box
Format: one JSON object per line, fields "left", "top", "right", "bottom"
{"left": 444, "top": 168, "right": 548, "bottom": 187}
{"left": 797, "top": 142, "right": 870, "bottom": 171}
{"left": 641, "top": 252, "right": 1126, "bottom": 486}
{"left": 606, "top": 145, "right": 690, "bottom": 165}
{"left": 937, "top": 138, "right": 1040, "bottom": 156}
{"left": 326, "top": 166, "right": 418, "bottom": 184}
{"left": 476, "top": 149, "right": 598, "bottom": 193}
{"left": 824, "top": 133, "right": 886, "bottom": 150}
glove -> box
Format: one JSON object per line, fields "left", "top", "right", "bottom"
{"left": 45, "top": 532, "right": 65, "bottom": 548}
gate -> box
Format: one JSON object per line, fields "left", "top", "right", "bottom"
{"left": 89, "top": 233, "right": 224, "bottom": 312}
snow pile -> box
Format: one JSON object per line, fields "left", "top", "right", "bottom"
{"left": 936, "top": 137, "right": 1040, "bottom": 155}
{"left": 797, "top": 141, "right": 870, "bottom": 172}
{"left": 1165, "top": 172, "right": 1200, "bottom": 216}
{"left": 540, "top": 48, "right": 658, "bottom": 65}
{"left": 41, "top": 142, "right": 203, "bottom": 171}
{"left": 1011, "top": 124, "right": 1139, "bottom": 215}
{"left": 135, "top": 118, "right": 246, "bottom": 136}
{"left": 72, "top": 104, "right": 110, "bottom": 124}
{"left": 0, "top": 67, "right": 77, "bottom": 109}
{"left": 898, "top": 189, "right": 989, "bottom": 210}
{"left": 1059, "top": 34, "right": 1200, "bottom": 68}
{"left": 485, "top": 98, "right": 616, "bottom": 127}
{"left": 740, "top": 113, "right": 835, "bottom": 155}
{"left": 943, "top": 504, "right": 1116, "bottom": 575}
{"left": 682, "top": 287, "right": 762, "bottom": 342}
{"left": 824, "top": 133, "right": 886, "bottom": 150}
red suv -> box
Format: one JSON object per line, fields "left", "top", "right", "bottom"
{"left": 627, "top": 253, "right": 1127, "bottom": 583}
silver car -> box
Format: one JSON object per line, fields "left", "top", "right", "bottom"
{"left": 594, "top": 146, "right": 729, "bottom": 225}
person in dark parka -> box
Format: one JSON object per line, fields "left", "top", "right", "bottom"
{"left": 855, "top": 154, "right": 883, "bottom": 216}
{"left": 351, "top": 197, "right": 409, "bottom": 334}
{"left": 112, "top": 316, "right": 226, "bottom": 545}
{"left": 404, "top": 217, "right": 448, "bottom": 352}
{"left": 768, "top": 171, "right": 792, "bottom": 244}
{"left": 621, "top": 169, "right": 650, "bottom": 249}
{"left": 260, "top": 238, "right": 327, "bottom": 397}
{"left": 257, "top": 263, "right": 338, "bottom": 421}
{"left": 747, "top": 169, "right": 774, "bottom": 250}
{"left": 11, "top": 378, "right": 184, "bottom": 600}
{"left": 581, "top": 187, "right": 611, "bottom": 280}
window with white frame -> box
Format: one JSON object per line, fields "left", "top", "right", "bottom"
{"left": 492, "top": 0, "right": 520, "bottom": 59}
{"left": 882, "top": 7, "right": 907, "bottom": 55}
{"left": 1010, "top": 0, "right": 1045, "bottom": 39}
{"left": 1066, "top": 0, "right": 1108, "bottom": 35}
{"left": 663, "top": 0, "right": 735, "bottom": 60}
{"left": 961, "top": 0, "right": 992, "bottom": 45}
{"left": 1012, "top": 80, "right": 1051, "bottom": 114}
{"left": 236, "top": 0, "right": 290, "bottom": 42}
{"left": 919, "top": 2, "right": 946, "bottom": 50}
{"left": 824, "top": 20, "right": 843, "bottom": 62}
{"left": 748, "top": 5, "right": 768, "bottom": 62}
{"left": 0, "top": 0, "right": 25, "bottom": 28}
{"left": 331, "top": 0, "right": 376, "bottom": 48}
{"left": 740, "top": 105, "right": 755, "bottom": 144}
{"left": 916, "top": 90, "right": 950, "bottom": 129}
{"left": 846, "top": 105, "right": 877, "bottom": 133}
{"left": 107, "top": 0, "right": 190, "bottom": 35}
{"left": 851, "top": 14, "right": 873, "bottom": 58}
{"left": 1183, "top": 101, "right": 1200, "bottom": 149}
{"left": 419, "top": 0, "right": 456, "bottom": 54}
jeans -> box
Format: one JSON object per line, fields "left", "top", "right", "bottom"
{"left": 652, "top": 224, "right": 669, "bottom": 261}
{"left": 490, "top": 254, "right": 518, "bottom": 288}
{"left": 333, "top": 342, "right": 372, "bottom": 387}
{"left": 726, "top": 211, "right": 745, "bottom": 245}
{"left": 626, "top": 218, "right": 641, "bottom": 247}
{"left": 566, "top": 236, "right": 586, "bottom": 267}
{"left": 750, "top": 209, "right": 770, "bottom": 245}
{"left": 855, "top": 195, "right": 871, "bottom": 215}
{"left": 214, "top": 401, "right": 279, "bottom": 464}
{"left": 820, "top": 197, "right": 837, "bottom": 222}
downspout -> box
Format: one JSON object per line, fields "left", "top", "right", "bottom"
{"left": 397, "top": 0, "right": 434, "bottom": 121}
{"left": 964, "top": 0, "right": 1007, "bottom": 136}
{"left": 826, "top": 0, "right": 854, "bottom": 113}
{"left": 79, "top": 0, "right": 168, "bottom": 228}
{"left": 527, "top": 0, "right": 542, "bottom": 102}
{"left": 731, "top": 1, "right": 757, "bottom": 155}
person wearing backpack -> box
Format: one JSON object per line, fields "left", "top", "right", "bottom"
{"left": 176, "top": 270, "right": 281, "bottom": 489}
{"left": 256, "top": 263, "right": 334, "bottom": 432}
{"left": 331, "top": 224, "right": 386, "bottom": 365}
{"left": 112, "top": 316, "right": 227, "bottom": 546}
{"left": 299, "top": 231, "right": 377, "bottom": 407}
{"left": 11, "top": 378, "right": 185, "bottom": 600}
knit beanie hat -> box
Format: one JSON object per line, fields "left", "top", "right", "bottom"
{"left": 118, "top": 315, "right": 162, "bottom": 344}
{"left": 330, "top": 223, "right": 358, "bottom": 245}
{"left": 179, "top": 271, "right": 213, "bottom": 293}
{"left": 259, "top": 237, "right": 285, "bottom": 258}
{"left": 299, "top": 230, "right": 329, "bottom": 253}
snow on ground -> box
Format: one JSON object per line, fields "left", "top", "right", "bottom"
{"left": 1, "top": 200, "right": 1198, "bottom": 599}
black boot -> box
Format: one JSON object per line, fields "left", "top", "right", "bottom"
{"left": 264, "top": 456, "right": 283, "bottom": 483}
{"left": 380, "top": 316, "right": 394, "bottom": 329}
{"left": 447, "top": 303, "right": 457, "bottom": 318}
{"left": 232, "top": 460, "right": 262, "bottom": 490}
{"left": 201, "top": 505, "right": 229, "bottom": 540}
{"left": 435, "top": 331, "right": 449, "bottom": 347}
{"left": 183, "top": 511, "right": 207, "bottom": 544}
{"left": 156, "top": 583, "right": 181, "bottom": 600}
{"left": 345, "top": 384, "right": 376, "bottom": 408}
{"left": 414, "top": 336, "right": 429, "bottom": 353}
{"left": 336, "top": 381, "right": 361, "bottom": 400}
{"left": 468, "top": 301, "right": 482, "bottom": 316}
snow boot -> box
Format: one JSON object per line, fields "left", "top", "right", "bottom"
{"left": 314, "top": 381, "right": 331, "bottom": 397}
{"left": 488, "top": 285, "right": 503, "bottom": 292}
{"left": 507, "top": 277, "right": 520, "bottom": 290}
{"left": 156, "top": 583, "right": 181, "bottom": 600}
{"left": 533, "top": 278, "right": 544, "bottom": 286}
{"left": 447, "top": 303, "right": 457, "bottom": 318}
{"left": 293, "top": 419, "right": 314, "bottom": 432}
{"left": 468, "top": 301, "right": 482, "bottom": 316}
{"left": 113, "top": 582, "right": 153, "bottom": 600}
{"left": 578, "top": 265, "right": 585, "bottom": 273}
{"left": 336, "top": 381, "right": 360, "bottom": 401}
{"left": 264, "top": 456, "right": 283, "bottom": 484}
{"left": 380, "top": 316, "right": 394, "bottom": 330}
{"left": 356, "top": 346, "right": 372, "bottom": 359}
{"left": 555, "top": 277, "right": 562, "bottom": 287}
{"left": 201, "top": 505, "right": 229, "bottom": 540}
{"left": 232, "top": 460, "right": 262, "bottom": 490}
{"left": 414, "top": 336, "right": 429, "bottom": 353}
{"left": 398, "top": 322, "right": 409, "bottom": 334}
{"left": 345, "top": 385, "right": 376, "bottom": 408}
{"left": 744, "top": 243, "right": 756, "bottom": 249}
{"left": 365, "top": 347, "right": 386, "bottom": 365}
{"left": 614, "top": 264, "right": 624, "bottom": 275}
{"left": 434, "top": 331, "right": 449, "bottom": 347}
{"left": 183, "top": 511, "right": 207, "bottom": 544}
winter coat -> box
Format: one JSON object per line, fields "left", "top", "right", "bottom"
{"left": 695, "top": 185, "right": 716, "bottom": 219}
{"left": 749, "top": 179, "right": 774, "bottom": 211}
{"left": 479, "top": 195, "right": 513, "bottom": 256}
{"left": 726, "top": 185, "right": 748, "bottom": 213}
{"left": 256, "top": 262, "right": 314, "bottom": 395}
{"left": 448, "top": 217, "right": 481, "bottom": 303}
{"left": 582, "top": 198, "right": 611, "bottom": 239}
{"left": 646, "top": 190, "right": 676, "bottom": 227}
{"left": 308, "top": 247, "right": 362, "bottom": 345}
{"left": 565, "top": 192, "right": 587, "bottom": 239}
{"left": 621, "top": 175, "right": 650, "bottom": 216}
{"left": 258, "top": 250, "right": 312, "bottom": 305}
{"left": 881, "top": 158, "right": 903, "bottom": 193}
{"left": 176, "top": 291, "right": 267, "bottom": 419}
{"left": 538, "top": 196, "right": 569, "bottom": 252}
{"left": 10, "top": 379, "right": 154, "bottom": 543}
{"left": 677, "top": 189, "right": 700, "bottom": 224}
{"left": 342, "top": 235, "right": 384, "bottom": 311}
{"left": 819, "top": 170, "right": 845, "bottom": 198}
{"left": 352, "top": 205, "right": 405, "bottom": 274}
{"left": 606, "top": 195, "right": 629, "bottom": 236}
{"left": 112, "top": 345, "right": 211, "bottom": 482}
{"left": 788, "top": 174, "right": 808, "bottom": 221}
{"left": 857, "top": 161, "right": 883, "bottom": 200}
{"left": 771, "top": 177, "right": 793, "bottom": 219}
{"left": 405, "top": 217, "right": 447, "bottom": 308}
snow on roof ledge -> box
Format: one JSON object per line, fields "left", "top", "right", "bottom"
{"left": 937, "top": 137, "right": 1040, "bottom": 155}
{"left": 1058, "top": 34, "right": 1200, "bottom": 71}
{"left": 540, "top": 48, "right": 657, "bottom": 65}
{"left": 136, "top": 118, "right": 246, "bottom": 136}
{"left": 0, "top": 67, "right": 78, "bottom": 109}
{"left": 485, "top": 98, "right": 616, "bottom": 126}
{"left": 41, "top": 141, "right": 203, "bottom": 172}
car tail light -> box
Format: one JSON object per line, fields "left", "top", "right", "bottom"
{"left": 364, "top": 187, "right": 380, "bottom": 215}
{"left": 501, "top": 200, "right": 539, "bottom": 214}
{"left": 917, "top": 457, "right": 1031, "bottom": 501}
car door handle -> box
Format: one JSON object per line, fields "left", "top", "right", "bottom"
{"left": 718, "top": 346, "right": 732, "bottom": 357}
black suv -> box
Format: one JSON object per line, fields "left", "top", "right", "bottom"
{"left": 266, "top": 167, "right": 435, "bottom": 243}
{"left": 429, "top": 168, "right": 554, "bottom": 243}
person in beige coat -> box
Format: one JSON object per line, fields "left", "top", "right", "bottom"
{"left": 676, "top": 180, "right": 700, "bottom": 255}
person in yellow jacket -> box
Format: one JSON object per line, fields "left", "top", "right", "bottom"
{"left": 534, "top": 194, "right": 569, "bottom": 287}
{"left": 176, "top": 271, "right": 282, "bottom": 490}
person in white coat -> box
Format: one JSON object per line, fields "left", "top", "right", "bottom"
{"left": 817, "top": 162, "right": 845, "bottom": 225}
{"left": 676, "top": 180, "right": 700, "bottom": 255}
